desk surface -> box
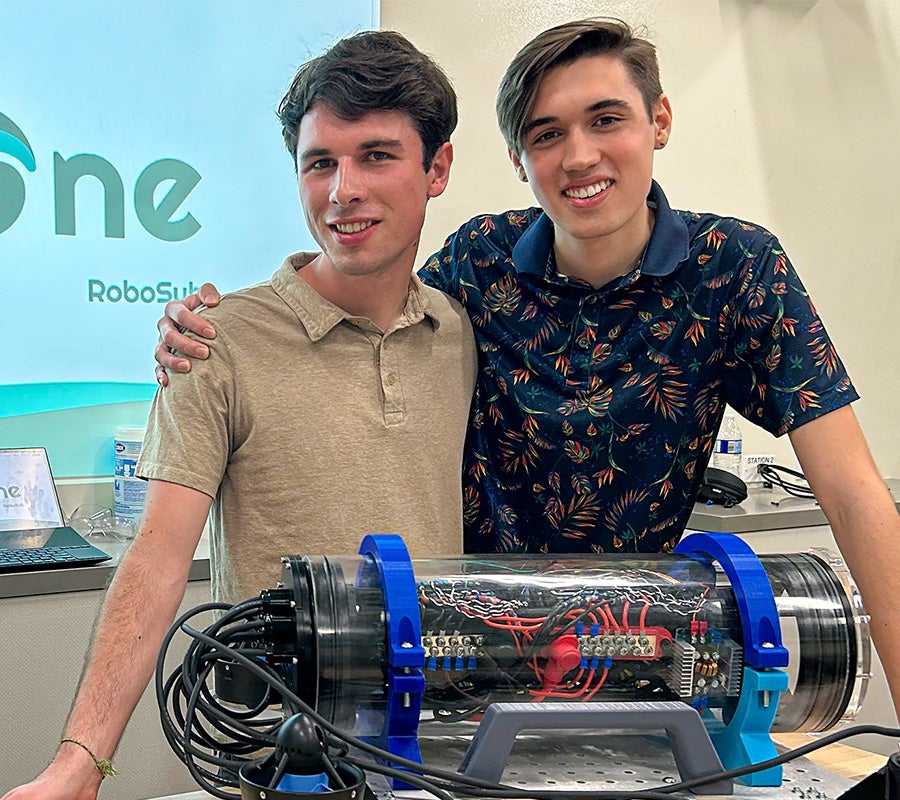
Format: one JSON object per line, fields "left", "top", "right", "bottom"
{"left": 688, "top": 477, "right": 900, "bottom": 534}
{"left": 0, "top": 537, "right": 210, "bottom": 600}
{"left": 772, "top": 733, "right": 889, "bottom": 783}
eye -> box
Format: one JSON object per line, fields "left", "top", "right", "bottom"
{"left": 531, "top": 129, "right": 560, "bottom": 145}
{"left": 365, "top": 151, "right": 393, "bottom": 162}
{"left": 303, "top": 158, "right": 336, "bottom": 173}
{"left": 593, "top": 115, "right": 621, "bottom": 128}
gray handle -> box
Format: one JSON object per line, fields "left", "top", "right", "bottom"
{"left": 457, "top": 701, "right": 732, "bottom": 796}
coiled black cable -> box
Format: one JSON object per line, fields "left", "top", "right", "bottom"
{"left": 758, "top": 463, "right": 817, "bottom": 499}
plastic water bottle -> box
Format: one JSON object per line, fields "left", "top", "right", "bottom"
{"left": 713, "top": 411, "right": 743, "bottom": 478}
{"left": 114, "top": 426, "right": 147, "bottom": 526}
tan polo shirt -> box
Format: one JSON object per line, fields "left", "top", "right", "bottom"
{"left": 138, "top": 254, "right": 476, "bottom": 602}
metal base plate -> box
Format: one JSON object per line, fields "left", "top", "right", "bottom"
{"left": 404, "top": 724, "right": 850, "bottom": 798}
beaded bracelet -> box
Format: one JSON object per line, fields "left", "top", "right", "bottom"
{"left": 61, "top": 738, "right": 117, "bottom": 778}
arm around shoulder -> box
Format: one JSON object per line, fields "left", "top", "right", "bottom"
{"left": 789, "top": 405, "right": 900, "bottom": 718}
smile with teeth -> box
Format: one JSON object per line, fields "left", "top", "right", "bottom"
{"left": 333, "top": 220, "right": 376, "bottom": 234}
{"left": 563, "top": 179, "right": 613, "bottom": 199}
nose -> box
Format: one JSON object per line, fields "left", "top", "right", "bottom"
{"left": 561, "top": 128, "right": 599, "bottom": 173}
{"left": 329, "top": 160, "right": 366, "bottom": 206}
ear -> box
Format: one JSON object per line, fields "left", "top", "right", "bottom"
{"left": 653, "top": 94, "right": 673, "bottom": 150}
{"left": 508, "top": 147, "right": 528, "bottom": 182}
{"left": 426, "top": 142, "right": 454, "bottom": 198}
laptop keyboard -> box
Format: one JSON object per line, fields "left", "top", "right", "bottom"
{"left": 0, "top": 545, "right": 109, "bottom": 572}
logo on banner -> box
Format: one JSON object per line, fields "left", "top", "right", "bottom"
{"left": 0, "top": 112, "right": 36, "bottom": 235}
{"left": 0, "top": 111, "right": 201, "bottom": 241}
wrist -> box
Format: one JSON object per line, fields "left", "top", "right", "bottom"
{"left": 51, "top": 741, "right": 109, "bottom": 788}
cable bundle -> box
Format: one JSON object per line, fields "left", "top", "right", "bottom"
{"left": 155, "top": 599, "right": 286, "bottom": 796}
{"left": 758, "top": 464, "right": 817, "bottom": 499}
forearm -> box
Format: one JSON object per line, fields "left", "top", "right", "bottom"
{"left": 822, "top": 484, "right": 900, "bottom": 718}
{"left": 47, "top": 481, "right": 210, "bottom": 787}
{"left": 790, "top": 407, "right": 900, "bottom": 718}
{"left": 56, "top": 535, "right": 193, "bottom": 777}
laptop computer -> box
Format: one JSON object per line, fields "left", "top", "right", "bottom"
{"left": 0, "top": 447, "right": 112, "bottom": 572}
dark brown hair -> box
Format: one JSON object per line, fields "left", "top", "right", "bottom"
{"left": 278, "top": 30, "right": 458, "bottom": 171}
{"left": 497, "top": 19, "right": 663, "bottom": 155}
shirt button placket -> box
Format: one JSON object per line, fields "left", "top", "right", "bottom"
{"left": 379, "top": 335, "right": 405, "bottom": 426}
{"left": 571, "top": 294, "right": 599, "bottom": 381}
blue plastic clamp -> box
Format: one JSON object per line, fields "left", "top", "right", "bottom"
{"left": 358, "top": 534, "right": 425, "bottom": 773}
{"left": 674, "top": 532, "right": 788, "bottom": 668}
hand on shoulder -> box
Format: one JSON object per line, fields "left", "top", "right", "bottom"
{"left": 154, "top": 282, "right": 222, "bottom": 386}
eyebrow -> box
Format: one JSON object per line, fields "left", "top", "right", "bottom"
{"left": 359, "top": 138, "right": 404, "bottom": 151}
{"left": 523, "top": 98, "right": 633, "bottom": 136}
{"left": 298, "top": 138, "right": 405, "bottom": 163}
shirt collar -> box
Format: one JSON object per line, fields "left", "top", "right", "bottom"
{"left": 511, "top": 180, "right": 690, "bottom": 279}
{"left": 272, "top": 253, "right": 441, "bottom": 341}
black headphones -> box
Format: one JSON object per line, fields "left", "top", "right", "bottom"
{"left": 696, "top": 467, "right": 748, "bottom": 508}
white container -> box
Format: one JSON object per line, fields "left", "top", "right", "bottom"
{"left": 114, "top": 426, "right": 147, "bottom": 526}
{"left": 712, "top": 411, "right": 743, "bottom": 478}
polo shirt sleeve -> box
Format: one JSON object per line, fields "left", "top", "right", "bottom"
{"left": 137, "top": 314, "right": 234, "bottom": 498}
{"left": 720, "top": 236, "right": 859, "bottom": 436}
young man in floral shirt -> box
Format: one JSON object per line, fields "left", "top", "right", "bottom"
{"left": 156, "top": 19, "right": 900, "bottom": 715}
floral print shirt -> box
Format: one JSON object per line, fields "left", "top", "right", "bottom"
{"left": 420, "top": 181, "right": 857, "bottom": 554}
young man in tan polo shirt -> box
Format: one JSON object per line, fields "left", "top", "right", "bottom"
{"left": 2, "top": 31, "right": 475, "bottom": 800}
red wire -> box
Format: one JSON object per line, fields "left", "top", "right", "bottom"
{"left": 530, "top": 669, "right": 591, "bottom": 700}
{"left": 583, "top": 667, "right": 609, "bottom": 702}
{"left": 639, "top": 600, "right": 650, "bottom": 629}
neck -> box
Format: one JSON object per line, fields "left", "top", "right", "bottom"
{"left": 553, "top": 207, "right": 655, "bottom": 289}
{"left": 298, "top": 255, "right": 412, "bottom": 332}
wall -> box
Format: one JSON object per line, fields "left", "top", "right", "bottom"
{"left": 381, "top": 0, "right": 900, "bottom": 478}
{"left": 0, "top": 578, "right": 211, "bottom": 798}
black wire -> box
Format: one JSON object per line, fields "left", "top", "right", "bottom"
{"left": 182, "top": 659, "right": 234, "bottom": 797}
{"left": 652, "top": 723, "right": 900, "bottom": 794}
{"left": 758, "top": 463, "right": 816, "bottom": 498}
{"left": 164, "top": 609, "right": 900, "bottom": 800}
{"left": 155, "top": 598, "right": 278, "bottom": 798}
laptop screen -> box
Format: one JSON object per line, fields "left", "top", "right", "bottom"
{"left": 0, "top": 448, "right": 65, "bottom": 533}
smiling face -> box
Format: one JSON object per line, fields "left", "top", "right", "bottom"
{"left": 296, "top": 103, "right": 452, "bottom": 280}
{"left": 510, "top": 54, "right": 672, "bottom": 274}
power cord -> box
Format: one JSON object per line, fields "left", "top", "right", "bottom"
{"left": 758, "top": 463, "right": 817, "bottom": 499}
{"left": 157, "top": 603, "right": 900, "bottom": 800}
